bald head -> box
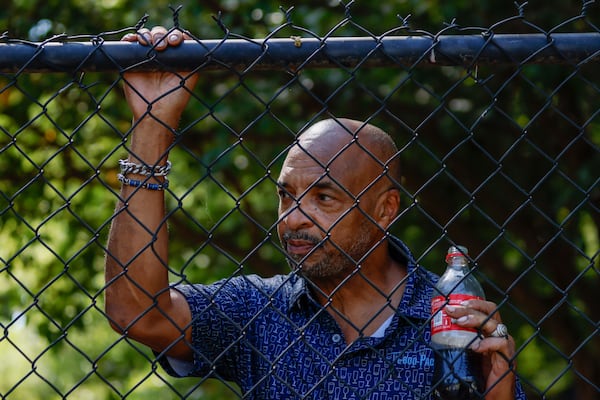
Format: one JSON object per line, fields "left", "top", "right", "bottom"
{"left": 292, "top": 118, "right": 401, "bottom": 190}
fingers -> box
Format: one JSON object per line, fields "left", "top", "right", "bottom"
{"left": 444, "top": 299, "right": 515, "bottom": 353}
{"left": 121, "top": 26, "right": 186, "bottom": 51}
{"left": 445, "top": 299, "right": 501, "bottom": 336}
{"left": 472, "top": 336, "right": 514, "bottom": 354}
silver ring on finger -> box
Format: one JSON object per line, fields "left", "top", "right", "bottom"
{"left": 489, "top": 323, "right": 509, "bottom": 339}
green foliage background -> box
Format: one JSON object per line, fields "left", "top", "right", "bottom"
{"left": 1, "top": 1, "right": 598, "bottom": 399}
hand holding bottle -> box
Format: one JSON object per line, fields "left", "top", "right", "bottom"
{"left": 431, "top": 246, "right": 518, "bottom": 400}
{"left": 445, "top": 298, "right": 518, "bottom": 400}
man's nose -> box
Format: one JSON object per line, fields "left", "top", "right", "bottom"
{"left": 281, "top": 201, "right": 313, "bottom": 230}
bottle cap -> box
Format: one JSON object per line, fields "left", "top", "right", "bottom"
{"left": 446, "top": 245, "right": 469, "bottom": 262}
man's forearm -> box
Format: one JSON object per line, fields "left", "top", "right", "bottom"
{"left": 104, "top": 118, "right": 173, "bottom": 333}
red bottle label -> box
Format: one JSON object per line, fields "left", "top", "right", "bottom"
{"left": 431, "top": 294, "right": 483, "bottom": 335}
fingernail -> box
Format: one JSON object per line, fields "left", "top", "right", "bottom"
{"left": 454, "top": 316, "right": 469, "bottom": 324}
{"left": 446, "top": 306, "right": 455, "bottom": 312}
{"left": 460, "top": 300, "right": 470, "bottom": 306}
{"left": 155, "top": 36, "right": 167, "bottom": 48}
{"left": 169, "top": 33, "right": 179, "bottom": 42}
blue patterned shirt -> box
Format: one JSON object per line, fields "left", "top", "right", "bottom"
{"left": 158, "top": 237, "right": 525, "bottom": 399}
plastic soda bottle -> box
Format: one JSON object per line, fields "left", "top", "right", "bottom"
{"left": 430, "top": 245, "right": 485, "bottom": 399}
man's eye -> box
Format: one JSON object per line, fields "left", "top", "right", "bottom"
{"left": 318, "top": 193, "right": 332, "bottom": 201}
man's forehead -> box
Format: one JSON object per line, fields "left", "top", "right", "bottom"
{"left": 287, "top": 128, "right": 363, "bottom": 167}
{"left": 278, "top": 118, "right": 394, "bottom": 188}
{"left": 283, "top": 140, "right": 360, "bottom": 175}
{"left": 279, "top": 145, "right": 380, "bottom": 195}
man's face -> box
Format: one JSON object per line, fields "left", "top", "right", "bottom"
{"left": 276, "top": 133, "right": 386, "bottom": 281}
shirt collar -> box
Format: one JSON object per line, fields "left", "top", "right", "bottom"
{"left": 287, "top": 273, "right": 309, "bottom": 310}
{"left": 391, "top": 237, "right": 436, "bottom": 321}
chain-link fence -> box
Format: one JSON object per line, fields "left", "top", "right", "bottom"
{"left": 1, "top": 3, "right": 598, "bottom": 400}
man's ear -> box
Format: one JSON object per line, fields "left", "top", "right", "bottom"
{"left": 376, "top": 188, "right": 400, "bottom": 229}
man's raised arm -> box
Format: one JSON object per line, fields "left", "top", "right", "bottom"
{"left": 104, "top": 27, "right": 198, "bottom": 360}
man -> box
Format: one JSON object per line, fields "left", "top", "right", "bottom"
{"left": 105, "top": 27, "right": 524, "bottom": 399}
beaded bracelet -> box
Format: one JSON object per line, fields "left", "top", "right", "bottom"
{"left": 117, "top": 173, "right": 169, "bottom": 191}
{"left": 119, "top": 160, "right": 172, "bottom": 177}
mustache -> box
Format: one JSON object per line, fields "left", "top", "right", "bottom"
{"left": 281, "top": 231, "right": 322, "bottom": 245}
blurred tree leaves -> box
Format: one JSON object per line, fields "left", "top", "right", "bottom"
{"left": 1, "top": 1, "right": 598, "bottom": 399}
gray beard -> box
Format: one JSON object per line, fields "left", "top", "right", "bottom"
{"left": 287, "top": 232, "right": 375, "bottom": 281}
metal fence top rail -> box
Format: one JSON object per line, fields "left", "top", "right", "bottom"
{"left": 1, "top": 33, "right": 599, "bottom": 73}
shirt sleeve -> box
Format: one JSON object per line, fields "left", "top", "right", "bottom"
{"left": 165, "top": 356, "right": 195, "bottom": 377}
{"left": 515, "top": 377, "right": 528, "bottom": 399}
{"left": 154, "top": 277, "right": 255, "bottom": 379}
